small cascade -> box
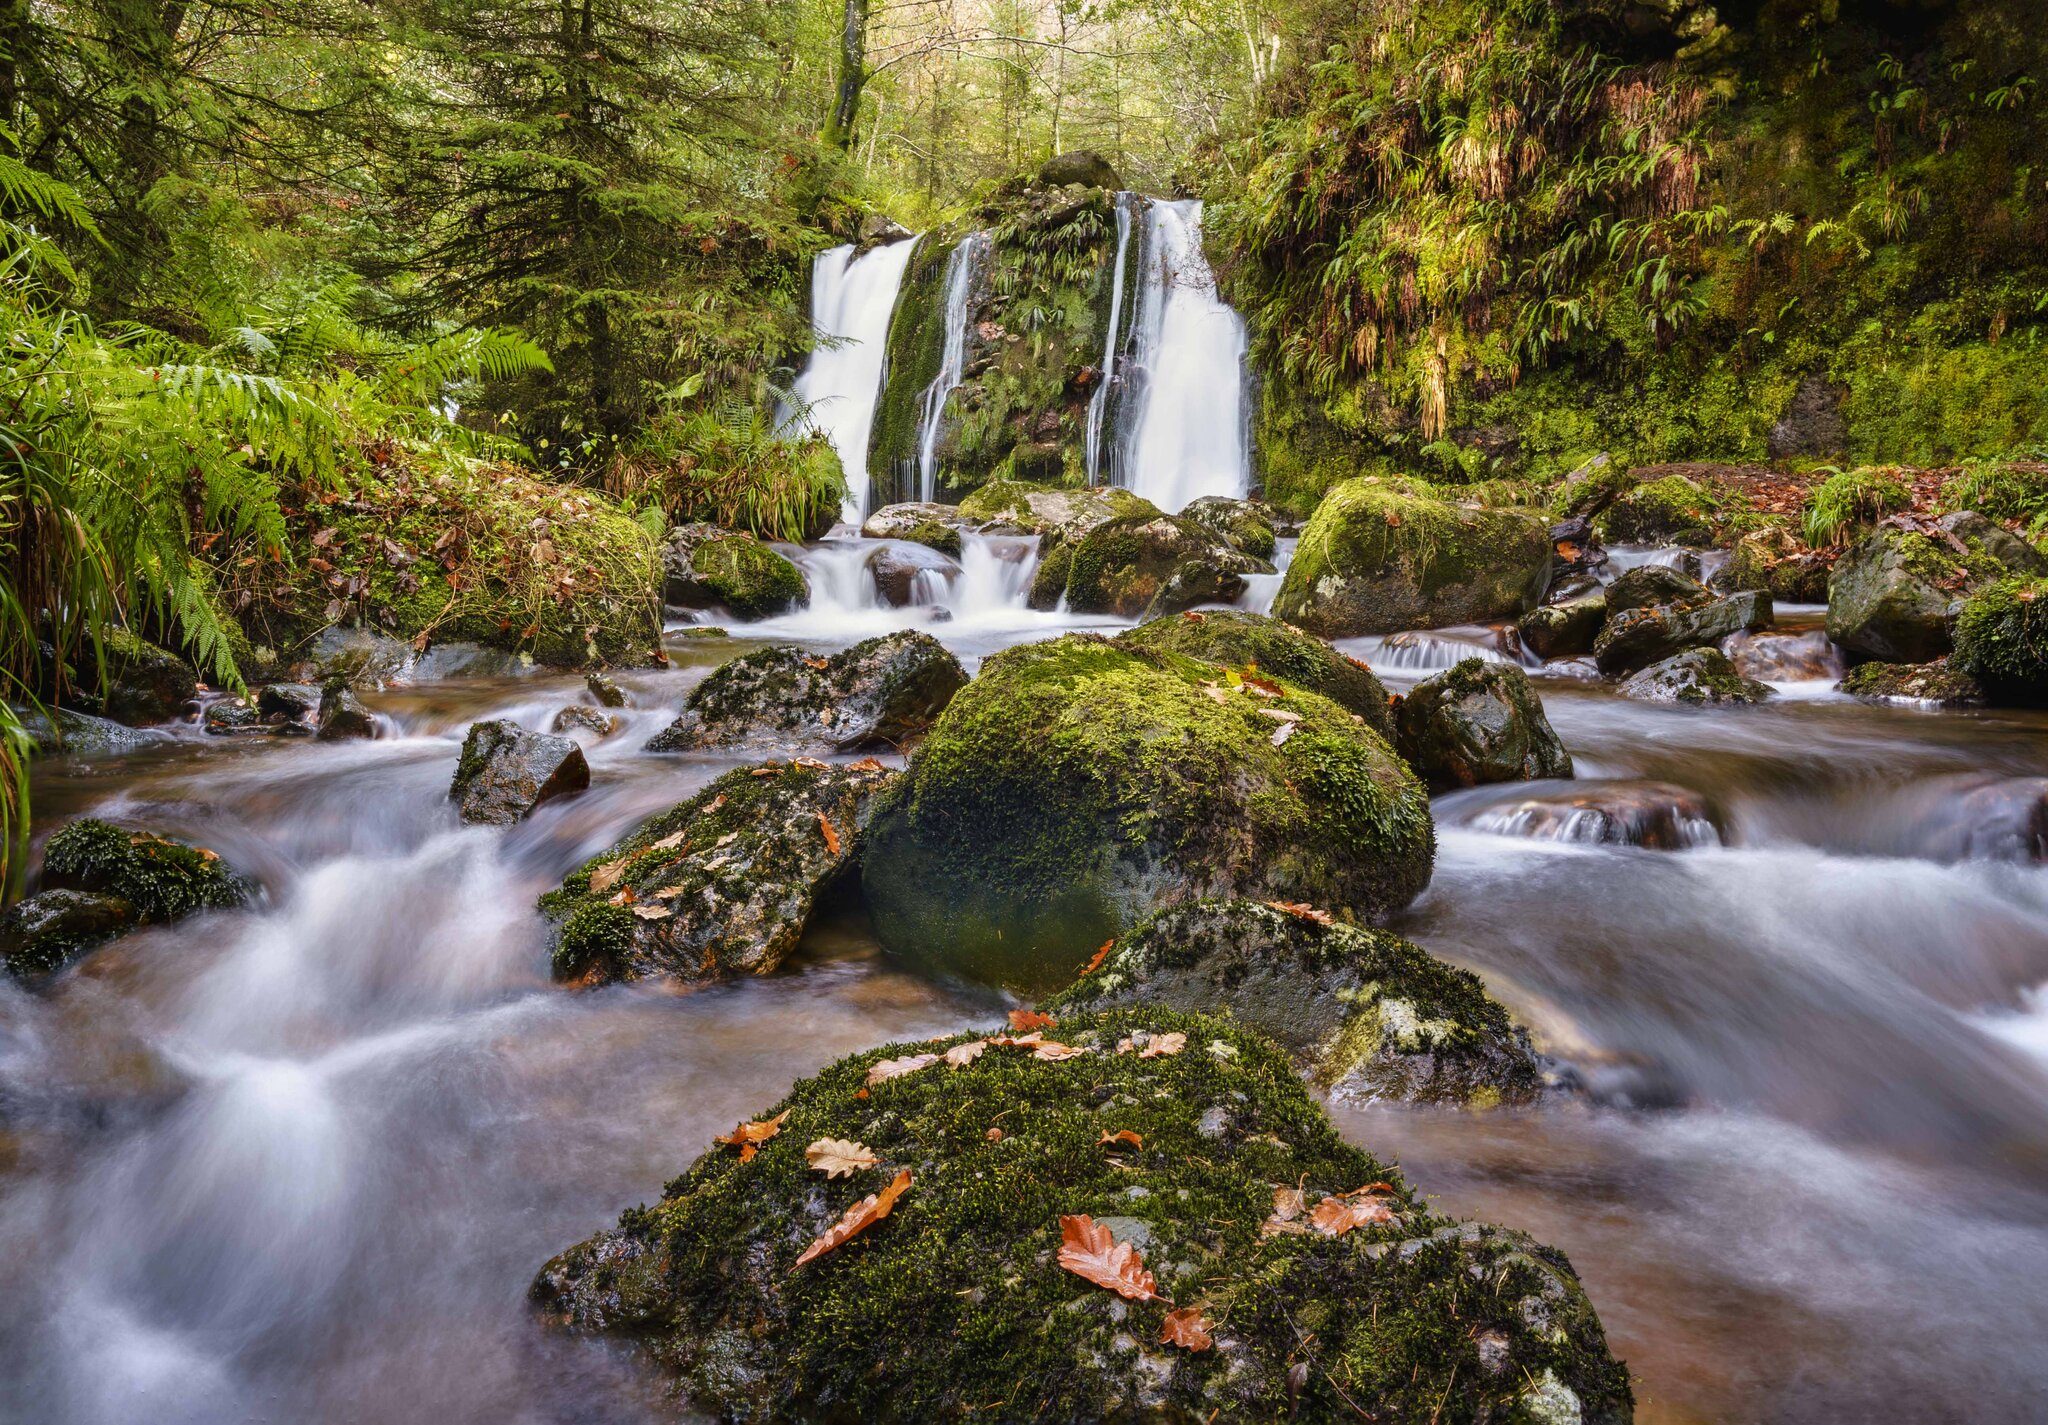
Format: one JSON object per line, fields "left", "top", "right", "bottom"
{"left": 911, "top": 232, "right": 990, "bottom": 504}
{"left": 1084, "top": 193, "right": 1137, "bottom": 484}
{"left": 748, "top": 533, "right": 1067, "bottom": 643}
{"left": 1341, "top": 627, "right": 1523, "bottom": 678}
{"left": 788, "top": 237, "right": 920, "bottom": 522}
{"left": 1116, "top": 199, "right": 1251, "bottom": 513}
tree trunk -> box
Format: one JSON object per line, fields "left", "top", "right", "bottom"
{"left": 824, "top": 0, "right": 869, "bottom": 151}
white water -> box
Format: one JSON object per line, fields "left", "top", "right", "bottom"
{"left": 910, "top": 233, "right": 988, "bottom": 505}
{"left": 1083, "top": 193, "right": 1136, "bottom": 485}
{"left": 788, "top": 238, "right": 919, "bottom": 522}
{"left": 1117, "top": 199, "right": 1251, "bottom": 513}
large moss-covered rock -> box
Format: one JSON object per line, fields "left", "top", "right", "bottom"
{"left": 862, "top": 502, "right": 969, "bottom": 556}
{"left": 1394, "top": 659, "right": 1572, "bottom": 790}
{"left": 646, "top": 632, "right": 966, "bottom": 752}
{"left": 1594, "top": 473, "right": 1723, "bottom": 547}
{"left": 16, "top": 706, "right": 157, "bottom": 756}
{"left": 1592, "top": 591, "right": 1771, "bottom": 674}
{"left": 1618, "top": 648, "right": 1772, "bottom": 705}
{"left": 662, "top": 524, "right": 808, "bottom": 619}
{"left": 541, "top": 762, "right": 895, "bottom": 985}
{"left": 862, "top": 636, "right": 1433, "bottom": 992}
{"left": 1272, "top": 480, "right": 1551, "bottom": 637}
{"left": 1179, "top": 495, "right": 1278, "bottom": 560}
{"left": 449, "top": 720, "right": 590, "bottom": 824}
{"left": 1951, "top": 576, "right": 2048, "bottom": 706}
{"left": 98, "top": 629, "right": 197, "bottom": 726}
{"left": 1048, "top": 901, "right": 1541, "bottom": 1107}
{"left": 530, "top": 1006, "right": 1631, "bottom": 1424}
{"left": 957, "top": 480, "right": 1159, "bottom": 542}
{"left": 1837, "top": 659, "right": 1985, "bottom": 707}
{"left": 1825, "top": 513, "right": 2048, "bottom": 662}
{"left": 1604, "top": 564, "right": 1708, "bottom": 616}
{"left": 1115, "top": 610, "right": 1396, "bottom": 741}
{"left": 1029, "top": 513, "right": 1265, "bottom": 617}
{"left": 1718, "top": 527, "right": 1830, "bottom": 604}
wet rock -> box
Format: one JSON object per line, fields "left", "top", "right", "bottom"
{"left": 866, "top": 541, "right": 960, "bottom": 607}
{"left": 541, "top": 761, "right": 896, "bottom": 985}
{"left": 1548, "top": 515, "right": 1605, "bottom": 580}
{"left": 99, "top": 630, "right": 197, "bottom": 726}
{"left": 1036, "top": 149, "right": 1123, "bottom": 189}
{"left": 1518, "top": 594, "right": 1607, "bottom": 661}
{"left": 586, "top": 672, "right": 629, "bottom": 708}
{"left": 662, "top": 523, "right": 808, "bottom": 618}
{"left": 955, "top": 479, "right": 1158, "bottom": 543}
{"left": 1048, "top": 900, "right": 1542, "bottom": 1106}
{"left": 862, "top": 634, "right": 1434, "bottom": 992}
{"left": 256, "top": 681, "right": 321, "bottom": 728}
{"left": 1394, "top": 659, "right": 1572, "bottom": 790}
{"left": 1837, "top": 659, "right": 1984, "bottom": 708}
{"left": 17, "top": 706, "right": 158, "bottom": 756}
{"left": 306, "top": 626, "right": 535, "bottom": 686}
{"left": 1179, "top": 495, "right": 1278, "bottom": 560}
{"left": 1593, "top": 590, "right": 1771, "bottom": 675}
{"left": 861, "top": 502, "right": 968, "bottom": 556}
{"left": 1447, "top": 780, "right": 1719, "bottom": 849}
{"left": 1116, "top": 609, "right": 1397, "bottom": 741}
{"left": 1618, "top": 648, "right": 1772, "bottom": 705}
{"left": 1029, "top": 513, "right": 1264, "bottom": 618}
{"left": 315, "top": 679, "right": 375, "bottom": 741}
{"left": 1717, "top": 527, "right": 1830, "bottom": 604}
{"left": 1604, "top": 564, "right": 1708, "bottom": 616}
{"left": 1596, "top": 473, "right": 1721, "bottom": 547}
{"left": 647, "top": 631, "right": 966, "bottom": 753}
{"left": 1951, "top": 576, "right": 2048, "bottom": 706}
{"left": 449, "top": 720, "right": 590, "bottom": 825}
{"left": 202, "top": 699, "right": 266, "bottom": 736}
{"left": 1768, "top": 374, "right": 1848, "bottom": 460}
{"left": 552, "top": 705, "right": 620, "bottom": 738}
{"left": 1724, "top": 629, "right": 1843, "bottom": 685}
{"left": 1272, "top": 479, "right": 1551, "bottom": 637}
{"left": 529, "top": 1006, "right": 1630, "bottom": 1424}
{"left": 1825, "top": 512, "right": 2048, "bottom": 663}
{"left": 0, "top": 889, "right": 138, "bottom": 979}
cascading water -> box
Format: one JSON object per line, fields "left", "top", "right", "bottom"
{"left": 1116, "top": 199, "right": 1251, "bottom": 513}
{"left": 910, "top": 232, "right": 988, "bottom": 505}
{"left": 1083, "top": 193, "right": 1136, "bottom": 485}
{"left": 788, "top": 238, "right": 919, "bottom": 522}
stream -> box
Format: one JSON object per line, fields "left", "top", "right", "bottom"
{"left": 2, "top": 546, "right": 2046, "bottom": 1424}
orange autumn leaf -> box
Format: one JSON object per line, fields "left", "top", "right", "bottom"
{"left": 1264, "top": 900, "right": 1334, "bottom": 925}
{"left": 944, "top": 1038, "right": 988, "bottom": 1068}
{"left": 847, "top": 756, "right": 886, "bottom": 772}
{"left": 792, "top": 1168, "right": 912, "bottom": 1269}
{"left": 817, "top": 811, "right": 842, "bottom": 856}
{"left": 1308, "top": 1184, "right": 1399, "bottom": 1237}
{"left": 867, "top": 1052, "right": 940, "bottom": 1085}
{"left": 1098, "top": 1129, "right": 1143, "bottom": 1149}
{"left": 1139, "top": 1032, "right": 1187, "bottom": 1059}
{"left": 1007, "top": 1009, "right": 1058, "bottom": 1032}
{"left": 991, "top": 1032, "right": 1086, "bottom": 1062}
{"left": 803, "top": 656, "right": 831, "bottom": 670}
{"left": 984, "top": 1126, "right": 1004, "bottom": 1142}
{"left": 1056, "top": 1214, "right": 1164, "bottom": 1302}
{"left": 1081, "top": 940, "right": 1113, "bottom": 976}
{"left": 715, "top": 1109, "right": 788, "bottom": 1158}
{"left": 1160, "top": 1307, "right": 1215, "bottom": 1351}
{"left": 805, "top": 1137, "right": 879, "bottom": 1178}
{"left": 792, "top": 756, "right": 829, "bottom": 770}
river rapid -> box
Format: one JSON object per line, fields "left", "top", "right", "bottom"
{"left": 2, "top": 551, "right": 2047, "bottom": 1424}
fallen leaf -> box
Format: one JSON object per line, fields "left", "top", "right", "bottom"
{"left": 1271, "top": 722, "right": 1296, "bottom": 747}
{"left": 1160, "top": 1307, "right": 1215, "bottom": 1351}
{"left": 803, "top": 656, "right": 831, "bottom": 670}
{"left": 847, "top": 756, "right": 886, "bottom": 772}
{"left": 589, "top": 856, "right": 636, "bottom": 895}
{"left": 819, "top": 707, "right": 835, "bottom": 725}
{"left": 1181, "top": 610, "right": 1206, "bottom": 622}
{"left": 1115, "top": 1037, "right": 1135, "bottom": 1054}
{"left": 649, "top": 829, "right": 688, "bottom": 852}
{"left": 650, "top": 884, "right": 687, "bottom": 900}
{"left": 1008, "top": 1009, "right": 1058, "bottom": 1032}
{"left": 1257, "top": 708, "right": 1303, "bottom": 724}
{"left": 1099, "top": 1129, "right": 1143, "bottom": 1149}
{"left": 944, "top": 1039, "right": 988, "bottom": 1068}
{"left": 1140, "top": 1032, "right": 1187, "bottom": 1059}
{"left": 630, "top": 904, "right": 671, "bottom": 920}
{"left": 1308, "top": 1184, "right": 1399, "bottom": 1237}
{"left": 1264, "top": 900, "right": 1334, "bottom": 925}
{"left": 792, "top": 1168, "right": 912, "bottom": 1268}
{"left": 750, "top": 766, "right": 781, "bottom": 777}
{"left": 817, "top": 812, "right": 842, "bottom": 856}
{"left": 1081, "top": 940, "right": 1113, "bottom": 975}
{"left": 806, "top": 1137, "right": 879, "bottom": 1178}
{"left": 715, "top": 1110, "right": 788, "bottom": 1158}
{"left": 1262, "top": 1187, "right": 1309, "bottom": 1236}
{"left": 1057, "top": 1214, "right": 1165, "bottom": 1302}
{"left": 793, "top": 756, "right": 829, "bottom": 770}
{"left": 704, "top": 794, "right": 726, "bottom": 814}
{"left": 1240, "top": 669, "right": 1286, "bottom": 697}
{"left": 1200, "top": 682, "right": 1229, "bottom": 704}
{"left": 867, "top": 1052, "right": 940, "bottom": 1085}
{"left": 992, "top": 1032, "right": 1087, "bottom": 1062}
{"left": 984, "top": 1127, "right": 1004, "bottom": 1142}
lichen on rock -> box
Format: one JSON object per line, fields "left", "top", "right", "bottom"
{"left": 1618, "top": 648, "right": 1772, "bottom": 705}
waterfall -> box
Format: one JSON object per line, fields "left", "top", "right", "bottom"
{"left": 911, "top": 232, "right": 989, "bottom": 504}
{"left": 1083, "top": 193, "right": 1136, "bottom": 484}
{"left": 1116, "top": 199, "right": 1251, "bottom": 513}
{"left": 788, "top": 238, "right": 919, "bottom": 523}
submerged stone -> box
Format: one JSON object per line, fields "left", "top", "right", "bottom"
{"left": 1030, "top": 513, "right": 1264, "bottom": 618}
{"left": 529, "top": 1005, "right": 1631, "bottom": 1424}
{"left": 1446, "top": 781, "right": 1720, "bottom": 850}
{"left": 646, "top": 631, "right": 966, "bottom": 753}
{"left": 1617, "top": 648, "right": 1772, "bottom": 705}
{"left": 866, "top": 541, "right": 960, "bottom": 607}
{"left": 1394, "top": 659, "right": 1572, "bottom": 790}
{"left": 586, "top": 672, "right": 629, "bottom": 708}
{"left": 541, "top": 761, "right": 895, "bottom": 985}
{"left": 17, "top": 706, "right": 158, "bottom": 756}
{"left": 1836, "top": 659, "right": 1985, "bottom": 707}
{"left": 663, "top": 523, "right": 809, "bottom": 619}
{"left": 449, "top": 720, "right": 590, "bottom": 824}
{"left": 1115, "top": 609, "right": 1396, "bottom": 741}
{"left": 315, "top": 679, "right": 375, "bottom": 741}
{"left": 861, "top": 634, "right": 1433, "bottom": 992}
{"left": 256, "top": 681, "right": 322, "bottom": 727}
{"left": 551, "top": 705, "right": 621, "bottom": 738}
{"left": 1048, "top": 901, "right": 1542, "bottom": 1107}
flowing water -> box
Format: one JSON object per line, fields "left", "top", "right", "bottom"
{"left": 910, "top": 233, "right": 989, "bottom": 505}
{"left": 4, "top": 550, "right": 2048, "bottom": 1424}
{"left": 1115, "top": 199, "right": 1252, "bottom": 512}
{"left": 1083, "top": 192, "right": 1137, "bottom": 485}
{"left": 786, "top": 238, "right": 920, "bottom": 522}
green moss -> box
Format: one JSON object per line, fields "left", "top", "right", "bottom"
{"left": 41, "top": 818, "right": 250, "bottom": 922}
{"left": 1802, "top": 466, "right": 1912, "bottom": 548}
{"left": 1952, "top": 576, "right": 2048, "bottom": 705}
{"left": 1837, "top": 659, "right": 1984, "bottom": 706}
{"left": 689, "top": 536, "right": 807, "bottom": 619}
{"left": 869, "top": 232, "right": 970, "bottom": 506}
{"left": 1115, "top": 610, "right": 1396, "bottom": 741}
{"left": 552, "top": 900, "right": 638, "bottom": 979}
{"left": 532, "top": 1005, "right": 1630, "bottom": 1423}
{"left": 1596, "top": 475, "right": 1725, "bottom": 548}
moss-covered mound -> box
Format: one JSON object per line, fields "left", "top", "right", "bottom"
{"left": 1272, "top": 480, "right": 1550, "bottom": 638}
{"left": 1837, "top": 659, "right": 1985, "bottom": 708}
{"left": 1718, "top": 527, "right": 1831, "bottom": 604}
{"left": 1952, "top": 576, "right": 2048, "bottom": 705}
{"left": 861, "top": 635, "right": 1433, "bottom": 992}
{"left": 1826, "top": 513, "right": 2047, "bottom": 662}
{"left": 1028, "top": 514, "right": 1264, "bottom": 618}
{"left": 530, "top": 1006, "right": 1630, "bottom": 1424}
{"left": 541, "top": 761, "right": 895, "bottom": 984}
{"left": 957, "top": 479, "right": 1158, "bottom": 540}
{"left": 237, "top": 459, "right": 662, "bottom": 669}
{"left": 1048, "top": 901, "right": 1541, "bottom": 1107}
{"left": 1595, "top": 474, "right": 1724, "bottom": 548}
{"left": 1115, "top": 610, "right": 1396, "bottom": 741}
{"left": 1394, "top": 659, "right": 1572, "bottom": 790}
{"left": 662, "top": 523, "right": 808, "bottom": 619}
{"left": 0, "top": 889, "right": 138, "bottom": 980}
{"left": 97, "top": 628, "right": 198, "bottom": 726}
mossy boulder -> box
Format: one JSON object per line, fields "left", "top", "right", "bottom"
{"left": 645, "top": 632, "right": 967, "bottom": 753}
{"left": 1518, "top": 593, "right": 1607, "bottom": 660}
{"left": 1618, "top": 649, "right": 1772, "bottom": 705}
{"left": 1594, "top": 473, "right": 1723, "bottom": 547}
{"left": 1029, "top": 513, "right": 1265, "bottom": 618}
{"left": 1036, "top": 149, "right": 1123, "bottom": 189}
{"left": 1048, "top": 901, "right": 1542, "bottom": 1107}
{"left": 861, "top": 635, "right": 1433, "bottom": 992}
{"left": 957, "top": 480, "right": 1159, "bottom": 542}
{"left": 1825, "top": 512, "right": 2048, "bottom": 663}
{"left": 662, "top": 523, "right": 808, "bottom": 619}
{"left": 1950, "top": 576, "right": 2048, "bottom": 706}
{"left": 1837, "top": 659, "right": 1985, "bottom": 707}
{"left": 541, "top": 761, "right": 895, "bottom": 985}
{"left": 1115, "top": 610, "right": 1396, "bottom": 741}
{"left": 1272, "top": 480, "right": 1551, "bottom": 637}
{"left": 1179, "top": 495, "right": 1278, "bottom": 560}
{"left": 0, "top": 889, "right": 139, "bottom": 980}
{"left": 530, "top": 1005, "right": 1631, "bottom": 1424}
{"left": 1718, "top": 527, "right": 1830, "bottom": 604}
{"left": 862, "top": 502, "right": 969, "bottom": 556}
{"left": 16, "top": 706, "right": 157, "bottom": 756}
{"left": 1605, "top": 564, "right": 1708, "bottom": 616}
{"left": 9, "top": 818, "right": 253, "bottom": 976}
{"left": 1394, "top": 660, "right": 1572, "bottom": 790}
{"left": 1593, "top": 591, "right": 1771, "bottom": 675}
{"left": 449, "top": 720, "right": 590, "bottom": 825}
{"left": 98, "top": 628, "right": 197, "bottom": 726}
